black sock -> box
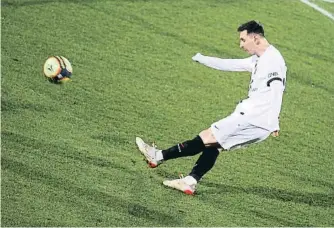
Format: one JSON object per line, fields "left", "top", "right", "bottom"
{"left": 162, "top": 135, "right": 206, "bottom": 161}
{"left": 189, "top": 147, "right": 220, "bottom": 182}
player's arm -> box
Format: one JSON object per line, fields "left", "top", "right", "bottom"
{"left": 267, "top": 70, "right": 285, "bottom": 134}
{"left": 192, "top": 53, "right": 253, "bottom": 72}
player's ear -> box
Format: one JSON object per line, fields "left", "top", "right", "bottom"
{"left": 254, "top": 34, "right": 261, "bottom": 45}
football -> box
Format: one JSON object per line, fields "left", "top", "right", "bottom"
{"left": 43, "top": 56, "right": 73, "bottom": 83}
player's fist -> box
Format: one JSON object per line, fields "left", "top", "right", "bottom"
{"left": 192, "top": 53, "right": 203, "bottom": 62}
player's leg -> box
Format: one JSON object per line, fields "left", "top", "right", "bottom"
{"left": 162, "top": 128, "right": 219, "bottom": 160}
{"left": 162, "top": 147, "right": 220, "bottom": 195}
{"left": 163, "top": 113, "right": 271, "bottom": 195}
{"left": 188, "top": 147, "right": 220, "bottom": 182}
{"left": 162, "top": 128, "right": 221, "bottom": 195}
{"left": 136, "top": 128, "right": 219, "bottom": 168}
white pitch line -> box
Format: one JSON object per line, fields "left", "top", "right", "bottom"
{"left": 322, "top": 0, "right": 334, "bottom": 3}
{"left": 300, "top": 0, "right": 334, "bottom": 21}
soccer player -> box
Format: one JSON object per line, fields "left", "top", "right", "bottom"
{"left": 136, "top": 20, "right": 287, "bottom": 195}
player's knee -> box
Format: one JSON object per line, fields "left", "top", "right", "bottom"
{"left": 199, "top": 128, "right": 217, "bottom": 146}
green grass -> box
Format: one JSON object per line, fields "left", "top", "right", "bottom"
{"left": 2, "top": 0, "right": 334, "bottom": 226}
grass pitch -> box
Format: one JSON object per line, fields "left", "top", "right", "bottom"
{"left": 2, "top": 0, "right": 334, "bottom": 226}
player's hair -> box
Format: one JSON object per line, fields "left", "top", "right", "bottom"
{"left": 237, "top": 20, "right": 265, "bottom": 36}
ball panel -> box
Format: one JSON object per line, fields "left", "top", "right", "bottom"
{"left": 55, "top": 56, "right": 66, "bottom": 69}
{"left": 60, "top": 56, "right": 73, "bottom": 73}
{"left": 43, "top": 56, "right": 62, "bottom": 78}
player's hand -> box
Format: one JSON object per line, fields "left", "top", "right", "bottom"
{"left": 192, "top": 53, "right": 203, "bottom": 62}
{"left": 271, "top": 131, "right": 279, "bottom": 137}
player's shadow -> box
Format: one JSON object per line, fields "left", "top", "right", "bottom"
{"left": 200, "top": 181, "right": 333, "bottom": 208}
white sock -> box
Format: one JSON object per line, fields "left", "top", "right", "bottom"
{"left": 184, "top": 175, "right": 197, "bottom": 185}
{"left": 156, "top": 150, "right": 164, "bottom": 161}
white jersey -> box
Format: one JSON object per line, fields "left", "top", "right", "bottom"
{"left": 193, "top": 45, "right": 287, "bottom": 131}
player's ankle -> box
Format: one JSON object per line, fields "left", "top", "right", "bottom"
{"left": 184, "top": 175, "right": 197, "bottom": 185}
{"left": 156, "top": 150, "right": 164, "bottom": 162}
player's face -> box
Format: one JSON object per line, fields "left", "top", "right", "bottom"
{"left": 239, "top": 30, "right": 257, "bottom": 55}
